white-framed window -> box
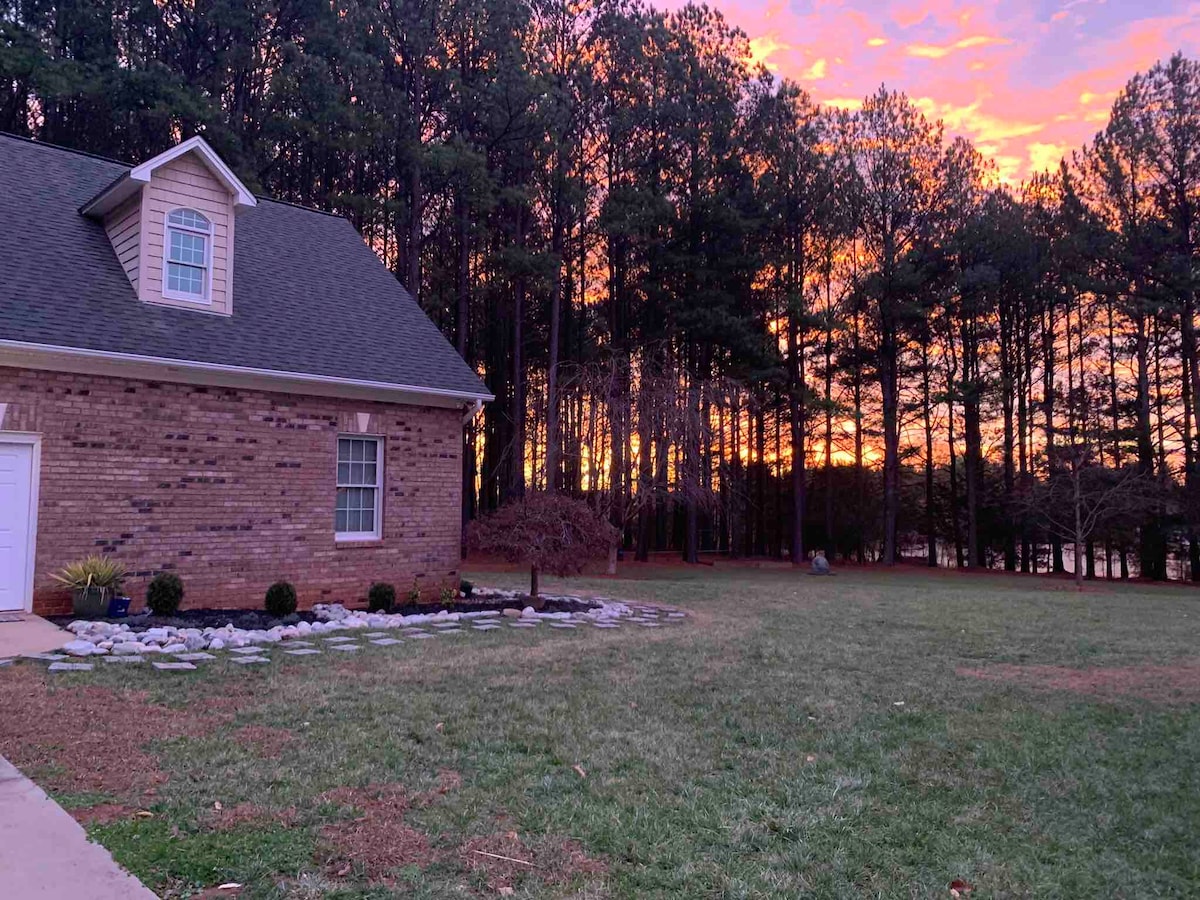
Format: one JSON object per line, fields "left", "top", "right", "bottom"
{"left": 163, "top": 208, "right": 212, "bottom": 302}
{"left": 336, "top": 436, "right": 383, "bottom": 540}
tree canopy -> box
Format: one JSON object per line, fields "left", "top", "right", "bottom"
{"left": 5, "top": 1, "right": 1200, "bottom": 580}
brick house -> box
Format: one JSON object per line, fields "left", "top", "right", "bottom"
{"left": 0, "top": 133, "right": 491, "bottom": 616}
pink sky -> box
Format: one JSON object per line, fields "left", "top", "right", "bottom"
{"left": 666, "top": 0, "right": 1200, "bottom": 182}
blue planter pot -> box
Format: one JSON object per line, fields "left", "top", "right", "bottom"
{"left": 106, "top": 595, "right": 131, "bottom": 618}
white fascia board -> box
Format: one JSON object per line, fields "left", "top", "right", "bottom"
{"left": 80, "top": 136, "right": 257, "bottom": 217}
{"left": 0, "top": 340, "right": 494, "bottom": 410}
{"left": 129, "top": 136, "right": 257, "bottom": 208}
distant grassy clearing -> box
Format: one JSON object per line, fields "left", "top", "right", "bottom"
{"left": 1, "top": 564, "right": 1198, "bottom": 898}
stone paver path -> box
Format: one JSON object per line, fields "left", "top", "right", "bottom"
{"left": 18, "top": 593, "right": 689, "bottom": 679}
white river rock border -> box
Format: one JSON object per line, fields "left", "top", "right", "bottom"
{"left": 53, "top": 589, "right": 676, "bottom": 658}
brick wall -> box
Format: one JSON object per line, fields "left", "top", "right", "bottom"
{"left": 0, "top": 367, "right": 465, "bottom": 615}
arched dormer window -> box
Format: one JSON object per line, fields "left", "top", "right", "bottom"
{"left": 164, "top": 208, "right": 212, "bottom": 302}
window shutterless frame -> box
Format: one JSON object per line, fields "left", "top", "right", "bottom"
{"left": 335, "top": 435, "right": 383, "bottom": 541}
{"left": 163, "top": 208, "right": 212, "bottom": 303}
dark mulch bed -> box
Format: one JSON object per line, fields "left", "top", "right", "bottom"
{"left": 46, "top": 592, "right": 597, "bottom": 631}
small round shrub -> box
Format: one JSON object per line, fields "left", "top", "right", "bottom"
{"left": 264, "top": 581, "right": 298, "bottom": 617}
{"left": 460, "top": 578, "right": 474, "bottom": 599}
{"left": 146, "top": 572, "right": 184, "bottom": 617}
{"left": 368, "top": 582, "right": 396, "bottom": 613}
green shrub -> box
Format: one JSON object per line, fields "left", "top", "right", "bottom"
{"left": 407, "top": 577, "right": 422, "bottom": 605}
{"left": 368, "top": 582, "right": 396, "bottom": 613}
{"left": 264, "top": 581, "right": 298, "bottom": 617}
{"left": 146, "top": 572, "right": 184, "bottom": 617}
{"left": 439, "top": 586, "right": 456, "bottom": 606}
{"left": 460, "top": 579, "right": 474, "bottom": 599}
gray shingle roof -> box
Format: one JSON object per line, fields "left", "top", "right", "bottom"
{"left": 0, "top": 133, "right": 490, "bottom": 400}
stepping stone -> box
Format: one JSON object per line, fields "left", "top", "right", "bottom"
{"left": 0, "top": 658, "right": 13, "bottom": 668}
{"left": 174, "top": 652, "right": 216, "bottom": 662}
{"left": 152, "top": 661, "right": 197, "bottom": 671}
{"left": 284, "top": 648, "right": 322, "bottom": 656}
{"left": 230, "top": 656, "right": 270, "bottom": 665}
{"left": 472, "top": 624, "right": 500, "bottom": 631}
{"left": 369, "top": 638, "right": 403, "bottom": 646}
{"left": 667, "top": 612, "right": 686, "bottom": 618}
{"left": 431, "top": 622, "right": 462, "bottom": 629}
{"left": 363, "top": 632, "right": 389, "bottom": 638}
{"left": 592, "top": 623, "right": 620, "bottom": 629}
{"left": 548, "top": 622, "right": 577, "bottom": 629}
{"left": 509, "top": 622, "right": 538, "bottom": 629}
{"left": 329, "top": 644, "right": 360, "bottom": 652}
{"left": 323, "top": 636, "right": 356, "bottom": 643}
{"left": 230, "top": 646, "right": 267, "bottom": 655}
{"left": 637, "top": 622, "right": 662, "bottom": 628}
{"left": 409, "top": 632, "right": 437, "bottom": 639}
{"left": 25, "top": 653, "right": 67, "bottom": 662}
{"left": 284, "top": 640, "right": 314, "bottom": 648}
{"left": 104, "top": 655, "right": 144, "bottom": 663}
{"left": 48, "top": 662, "right": 93, "bottom": 672}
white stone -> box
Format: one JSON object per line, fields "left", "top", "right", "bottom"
{"left": 160, "top": 643, "right": 188, "bottom": 654}
{"left": 62, "top": 640, "right": 97, "bottom": 657}
{"left": 209, "top": 638, "right": 225, "bottom": 651}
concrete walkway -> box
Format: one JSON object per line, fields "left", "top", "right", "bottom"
{"left": 0, "top": 614, "right": 68, "bottom": 659}
{"left": 0, "top": 756, "right": 158, "bottom": 898}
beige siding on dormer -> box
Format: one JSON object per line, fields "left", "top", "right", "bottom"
{"left": 138, "top": 153, "right": 235, "bottom": 316}
{"left": 104, "top": 195, "right": 141, "bottom": 293}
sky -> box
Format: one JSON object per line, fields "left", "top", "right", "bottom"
{"left": 662, "top": 0, "right": 1200, "bottom": 183}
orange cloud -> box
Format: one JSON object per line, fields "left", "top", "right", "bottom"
{"left": 801, "top": 57, "right": 829, "bottom": 80}
{"left": 907, "top": 35, "right": 1011, "bottom": 59}
{"left": 748, "top": 34, "right": 791, "bottom": 72}
{"left": 824, "top": 97, "right": 865, "bottom": 111}
{"left": 1027, "top": 141, "right": 1071, "bottom": 173}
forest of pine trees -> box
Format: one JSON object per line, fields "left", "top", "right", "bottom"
{"left": 4, "top": 0, "right": 1200, "bottom": 581}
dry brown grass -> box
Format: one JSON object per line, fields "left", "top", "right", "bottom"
{"left": 957, "top": 661, "right": 1200, "bottom": 704}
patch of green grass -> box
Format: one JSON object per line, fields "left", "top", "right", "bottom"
{"left": 89, "top": 818, "right": 315, "bottom": 898}
{"left": 16, "top": 565, "right": 1200, "bottom": 897}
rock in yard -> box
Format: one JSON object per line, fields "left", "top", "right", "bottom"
{"left": 152, "top": 661, "right": 197, "bottom": 671}
{"left": 62, "top": 640, "right": 97, "bottom": 657}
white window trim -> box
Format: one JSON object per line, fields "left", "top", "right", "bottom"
{"left": 335, "top": 435, "right": 384, "bottom": 542}
{"left": 162, "top": 208, "right": 213, "bottom": 304}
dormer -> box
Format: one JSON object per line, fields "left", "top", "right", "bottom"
{"left": 81, "top": 137, "right": 256, "bottom": 317}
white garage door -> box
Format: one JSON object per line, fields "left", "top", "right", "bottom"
{"left": 0, "top": 441, "right": 35, "bottom": 612}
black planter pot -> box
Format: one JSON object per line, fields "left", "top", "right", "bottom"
{"left": 71, "top": 586, "right": 111, "bottom": 619}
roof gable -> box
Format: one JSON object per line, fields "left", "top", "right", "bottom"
{"left": 0, "top": 133, "right": 490, "bottom": 404}
{"left": 80, "top": 137, "right": 257, "bottom": 218}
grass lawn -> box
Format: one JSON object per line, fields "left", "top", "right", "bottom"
{"left": 3, "top": 564, "right": 1200, "bottom": 898}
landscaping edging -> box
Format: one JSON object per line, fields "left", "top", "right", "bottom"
{"left": 45, "top": 589, "right": 682, "bottom": 659}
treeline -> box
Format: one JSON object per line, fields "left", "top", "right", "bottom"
{"left": 4, "top": 0, "right": 1200, "bottom": 581}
